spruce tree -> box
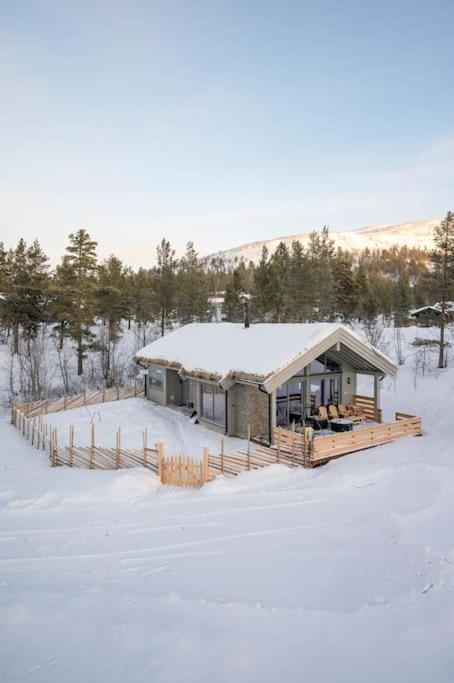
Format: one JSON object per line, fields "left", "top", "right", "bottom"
{"left": 2, "top": 239, "right": 49, "bottom": 353}
{"left": 223, "top": 268, "right": 244, "bottom": 322}
{"left": 154, "top": 239, "right": 177, "bottom": 336}
{"left": 428, "top": 211, "right": 454, "bottom": 368}
{"left": 269, "top": 242, "right": 291, "bottom": 321}
{"left": 176, "top": 242, "right": 209, "bottom": 323}
{"left": 333, "top": 254, "right": 358, "bottom": 321}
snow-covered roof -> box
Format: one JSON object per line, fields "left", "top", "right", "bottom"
{"left": 136, "top": 322, "right": 397, "bottom": 387}
{"left": 410, "top": 302, "right": 454, "bottom": 316}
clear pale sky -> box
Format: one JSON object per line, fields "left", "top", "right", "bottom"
{"left": 1, "top": 0, "right": 453, "bottom": 266}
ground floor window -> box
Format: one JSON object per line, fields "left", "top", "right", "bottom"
{"left": 277, "top": 375, "right": 341, "bottom": 426}
{"left": 310, "top": 377, "right": 339, "bottom": 410}
{"left": 201, "top": 384, "right": 225, "bottom": 427}
{"left": 149, "top": 367, "right": 164, "bottom": 391}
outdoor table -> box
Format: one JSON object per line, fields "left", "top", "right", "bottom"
{"left": 330, "top": 418, "right": 353, "bottom": 433}
{"left": 309, "top": 416, "right": 328, "bottom": 431}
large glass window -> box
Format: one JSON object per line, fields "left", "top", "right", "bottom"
{"left": 201, "top": 384, "right": 225, "bottom": 427}
{"left": 309, "top": 354, "right": 341, "bottom": 374}
{"left": 149, "top": 367, "right": 164, "bottom": 391}
{"left": 310, "top": 377, "right": 339, "bottom": 413}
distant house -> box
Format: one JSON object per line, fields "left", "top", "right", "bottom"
{"left": 135, "top": 322, "right": 396, "bottom": 442}
{"left": 409, "top": 302, "right": 454, "bottom": 327}
{"left": 208, "top": 293, "right": 226, "bottom": 323}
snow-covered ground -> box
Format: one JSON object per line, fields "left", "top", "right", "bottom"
{"left": 44, "top": 398, "right": 247, "bottom": 458}
{"left": 1, "top": 326, "right": 454, "bottom": 682}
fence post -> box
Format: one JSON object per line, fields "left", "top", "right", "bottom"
{"left": 51, "top": 428, "right": 58, "bottom": 466}
{"left": 277, "top": 427, "right": 281, "bottom": 464}
{"left": 157, "top": 442, "right": 165, "bottom": 482}
{"left": 291, "top": 420, "right": 296, "bottom": 466}
{"left": 202, "top": 446, "right": 210, "bottom": 483}
{"left": 303, "top": 427, "right": 313, "bottom": 468}
{"left": 116, "top": 428, "right": 121, "bottom": 469}
{"left": 90, "top": 423, "right": 95, "bottom": 469}
{"left": 116, "top": 386, "right": 120, "bottom": 401}
{"left": 247, "top": 424, "right": 251, "bottom": 471}
{"left": 220, "top": 439, "right": 225, "bottom": 475}
{"left": 143, "top": 428, "right": 147, "bottom": 467}
{"left": 69, "top": 425, "right": 74, "bottom": 466}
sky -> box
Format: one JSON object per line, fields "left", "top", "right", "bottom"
{"left": 1, "top": 0, "right": 454, "bottom": 267}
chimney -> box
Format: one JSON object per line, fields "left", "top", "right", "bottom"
{"left": 244, "top": 299, "right": 250, "bottom": 328}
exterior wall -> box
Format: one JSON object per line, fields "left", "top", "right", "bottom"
{"left": 188, "top": 380, "right": 197, "bottom": 408}
{"left": 229, "top": 384, "right": 269, "bottom": 440}
{"left": 166, "top": 369, "right": 182, "bottom": 405}
{"left": 340, "top": 362, "right": 357, "bottom": 405}
{"left": 145, "top": 364, "right": 167, "bottom": 406}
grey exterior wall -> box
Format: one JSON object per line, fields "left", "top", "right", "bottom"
{"left": 166, "top": 369, "right": 182, "bottom": 405}
{"left": 340, "top": 363, "right": 357, "bottom": 404}
{"left": 145, "top": 364, "right": 167, "bottom": 406}
{"left": 228, "top": 384, "right": 269, "bottom": 440}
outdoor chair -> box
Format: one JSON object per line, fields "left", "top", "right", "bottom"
{"left": 347, "top": 405, "right": 367, "bottom": 424}
{"left": 328, "top": 405, "right": 338, "bottom": 419}
{"left": 317, "top": 406, "right": 328, "bottom": 420}
{"left": 337, "top": 404, "right": 353, "bottom": 418}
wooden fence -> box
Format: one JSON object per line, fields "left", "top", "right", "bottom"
{"left": 11, "top": 390, "right": 215, "bottom": 487}
{"left": 305, "top": 412, "right": 422, "bottom": 465}
{"left": 353, "top": 394, "right": 382, "bottom": 423}
{"left": 19, "top": 383, "right": 145, "bottom": 419}
{"left": 11, "top": 387, "right": 423, "bottom": 486}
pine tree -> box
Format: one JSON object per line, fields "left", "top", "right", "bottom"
{"left": 253, "top": 246, "right": 273, "bottom": 319}
{"left": 154, "top": 239, "right": 177, "bottom": 336}
{"left": 428, "top": 211, "right": 454, "bottom": 368}
{"left": 392, "top": 273, "right": 413, "bottom": 327}
{"left": 64, "top": 229, "right": 98, "bottom": 375}
{"left": 223, "top": 268, "right": 244, "bottom": 322}
{"left": 49, "top": 256, "right": 75, "bottom": 350}
{"left": 269, "top": 242, "right": 291, "bottom": 321}
{"left": 97, "top": 255, "right": 128, "bottom": 384}
{"left": 176, "top": 242, "right": 209, "bottom": 323}
{"left": 307, "top": 227, "right": 335, "bottom": 320}
{"left": 2, "top": 239, "right": 49, "bottom": 353}
{"left": 287, "top": 241, "right": 308, "bottom": 322}
{"left": 333, "top": 254, "right": 358, "bottom": 321}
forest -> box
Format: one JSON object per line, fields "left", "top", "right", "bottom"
{"left": 1, "top": 212, "right": 453, "bottom": 400}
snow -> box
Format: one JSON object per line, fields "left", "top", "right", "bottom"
{"left": 43, "top": 397, "right": 247, "bottom": 459}
{"left": 136, "top": 321, "right": 396, "bottom": 379}
{"left": 206, "top": 218, "right": 439, "bottom": 265}
{"left": 1, "top": 325, "right": 454, "bottom": 682}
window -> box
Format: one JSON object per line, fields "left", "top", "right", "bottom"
{"left": 201, "top": 384, "right": 225, "bottom": 427}
{"left": 149, "top": 367, "right": 164, "bottom": 390}
{"left": 309, "top": 354, "right": 340, "bottom": 374}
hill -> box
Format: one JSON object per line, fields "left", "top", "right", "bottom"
{"left": 206, "top": 218, "right": 439, "bottom": 264}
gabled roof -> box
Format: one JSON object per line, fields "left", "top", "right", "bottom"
{"left": 410, "top": 302, "right": 454, "bottom": 316}
{"left": 136, "top": 322, "right": 397, "bottom": 391}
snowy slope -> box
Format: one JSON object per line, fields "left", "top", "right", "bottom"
{"left": 206, "top": 218, "right": 439, "bottom": 264}
{"left": 1, "top": 326, "right": 454, "bottom": 682}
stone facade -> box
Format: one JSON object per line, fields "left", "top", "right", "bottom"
{"left": 228, "top": 384, "right": 269, "bottom": 440}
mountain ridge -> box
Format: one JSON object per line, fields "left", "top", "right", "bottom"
{"left": 206, "top": 218, "right": 440, "bottom": 264}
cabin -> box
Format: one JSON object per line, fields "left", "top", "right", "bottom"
{"left": 409, "top": 302, "right": 454, "bottom": 327}
{"left": 135, "top": 322, "right": 397, "bottom": 443}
